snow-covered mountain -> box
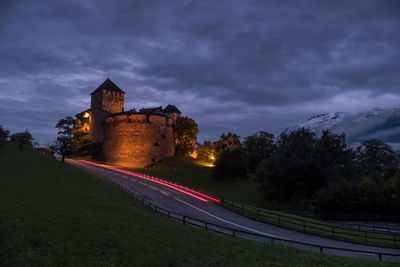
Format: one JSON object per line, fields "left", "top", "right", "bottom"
{"left": 284, "top": 108, "right": 400, "bottom": 146}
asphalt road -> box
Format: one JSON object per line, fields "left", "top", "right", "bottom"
{"left": 68, "top": 159, "right": 400, "bottom": 262}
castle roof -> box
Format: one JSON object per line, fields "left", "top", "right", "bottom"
{"left": 140, "top": 106, "right": 163, "bottom": 114}
{"left": 76, "top": 108, "right": 91, "bottom": 118}
{"left": 163, "top": 104, "right": 181, "bottom": 114}
{"left": 90, "top": 78, "right": 125, "bottom": 95}
{"left": 106, "top": 110, "right": 171, "bottom": 119}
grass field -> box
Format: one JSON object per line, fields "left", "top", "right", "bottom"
{"left": 132, "top": 156, "right": 298, "bottom": 210}
{"left": 1, "top": 142, "right": 395, "bottom": 266}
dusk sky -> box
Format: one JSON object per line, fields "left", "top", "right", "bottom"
{"left": 1, "top": 0, "right": 400, "bottom": 146}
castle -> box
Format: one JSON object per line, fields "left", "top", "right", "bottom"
{"left": 76, "top": 78, "right": 181, "bottom": 168}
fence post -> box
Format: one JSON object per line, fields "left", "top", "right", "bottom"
{"left": 270, "top": 238, "right": 274, "bottom": 244}
{"left": 183, "top": 216, "right": 186, "bottom": 225}
{"left": 320, "top": 247, "right": 323, "bottom": 253}
{"left": 233, "top": 230, "right": 236, "bottom": 237}
{"left": 205, "top": 223, "right": 208, "bottom": 230}
{"left": 278, "top": 215, "right": 281, "bottom": 224}
{"left": 394, "top": 234, "right": 396, "bottom": 246}
{"left": 365, "top": 231, "right": 367, "bottom": 242}
{"left": 332, "top": 226, "right": 335, "bottom": 237}
{"left": 303, "top": 221, "right": 306, "bottom": 231}
{"left": 155, "top": 206, "right": 158, "bottom": 214}
{"left": 378, "top": 253, "right": 382, "bottom": 262}
{"left": 168, "top": 211, "right": 170, "bottom": 219}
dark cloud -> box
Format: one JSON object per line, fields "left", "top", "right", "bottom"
{"left": 0, "top": 0, "right": 399, "bottom": 145}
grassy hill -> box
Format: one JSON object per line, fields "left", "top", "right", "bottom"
{"left": 0, "top": 142, "right": 394, "bottom": 266}
{"left": 132, "top": 156, "right": 305, "bottom": 210}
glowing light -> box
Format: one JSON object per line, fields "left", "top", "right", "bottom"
{"left": 83, "top": 112, "right": 90, "bottom": 118}
{"left": 78, "top": 160, "right": 221, "bottom": 203}
{"left": 210, "top": 155, "right": 215, "bottom": 160}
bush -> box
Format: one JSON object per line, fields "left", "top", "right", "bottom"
{"left": 313, "top": 176, "right": 400, "bottom": 217}
{"left": 212, "top": 149, "right": 248, "bottom": 180}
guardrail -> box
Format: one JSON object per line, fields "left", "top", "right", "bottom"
{"left": 335, "top": 222, "right": 400, "bottom": 235}
{"left": 221, "top": 200, "right": 400, "bottom": 247}
{"left": 319, "top": 214, "right": 400, "bottom": 222}
{"left": 92, "top": 169, "right": 400, "bottom": 262}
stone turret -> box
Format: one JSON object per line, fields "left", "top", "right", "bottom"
{"left": 163, "top": 104, "right": 182, "bottom": 122}
{"left": 90, "top": 78, "right": 125, "bottom": 141}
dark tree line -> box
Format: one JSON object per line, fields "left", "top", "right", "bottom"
{"left": 204, "top": 128, "right": 400, "bottom": 217}
{"left": 1, "top": 125, "right": 36, "bottom": 149}
{"left": 0, "top": 125, "right": 10, "bottom": 144}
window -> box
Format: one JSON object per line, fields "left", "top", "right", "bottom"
{"left": 161, "top": 134, "right": 166, "bottom": 138}
{"left": 154, "top": 142, "right": 160, "bottom": 147}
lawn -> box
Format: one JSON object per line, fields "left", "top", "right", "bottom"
{"left": 132, "top": 156, "right": 295, "bottom": 209}
{"left": 1, "top": 142, "right": 395, "bottom": 266}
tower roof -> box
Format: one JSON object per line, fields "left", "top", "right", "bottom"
{"left": 163, "top": 104, "right": 181, "bottom": 114}
{"left": 90, "top": 78, "right": 125, "bottom": 95}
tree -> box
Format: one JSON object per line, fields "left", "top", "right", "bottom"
{"left": 0, "top": 125, "right": 10, "bottom": 144}
{"left": 73, "top": 119, "right": 93, "bottom": 155}
{"left": 175, "top": 116, "right": 199, "bottom": 156}
{"left": 56, "top": 116, "right": 75, "bottom": 142}
{"left": 214, "top": 132, "right": 241, "bottom": 153}
{"left": 54, "top": 116, "right": 75, "bottom": 163}
{"left": 197, "top": 141, "right": 216, "bottom": 164}
{"left": 355, "top": 139, "right": 399, "bottom": 182}
{"left": 256, "top": 128, "right": 317, "bottom": 203}
{"left": 314, "top": 130, "right": 357, "bottom": 184}
{"left": 243, "top": 131, "right": 275, "bottom": 170}
{"left": 10, "top": 130, "right": 34, "bottom": 149}
{"left": 52, "top": 136, "right": 73, "bottom": 163}
{"left": 212, "top": 148, "right": 248, "bottom": 180}
{"left": 256, "top": 129, "right": 359, "bottom": 205}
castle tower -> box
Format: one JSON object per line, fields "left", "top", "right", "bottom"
{"left": 163, "top": 104, "right": 182, "bottom": 123}
{"left": 90, "top": 78, "right": 125, "bottom": 142}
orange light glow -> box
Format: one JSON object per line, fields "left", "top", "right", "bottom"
{"left": 83, "top": 112, "right": 90, "bottom": 118}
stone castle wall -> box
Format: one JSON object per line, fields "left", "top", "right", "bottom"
{"left": 90, "top": 89, "right": 124, "bottom": 141}
{"left": 103, "top": 113, "right": 175, "bottom": 168}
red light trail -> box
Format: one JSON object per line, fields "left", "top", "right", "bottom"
{"left": 78, "top": 160, "right": 221, "bottom": 203}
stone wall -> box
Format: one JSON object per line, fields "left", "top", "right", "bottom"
{"left": 90, "top": 89, "right": 124, "bottom": 141}
{"left": 103, "top": 113, "right": 175, "bottom": 168}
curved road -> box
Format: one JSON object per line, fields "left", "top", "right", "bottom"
{"left": 68, "top": 159, "right": 400, "bottom": 262}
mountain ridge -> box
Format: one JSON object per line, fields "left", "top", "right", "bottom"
{"left": 284, "top": 108, "right": 400, "bottom": 146}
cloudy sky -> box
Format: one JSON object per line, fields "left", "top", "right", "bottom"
{"left": 1, "top": 0, "right": 399, "bottom": 145}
